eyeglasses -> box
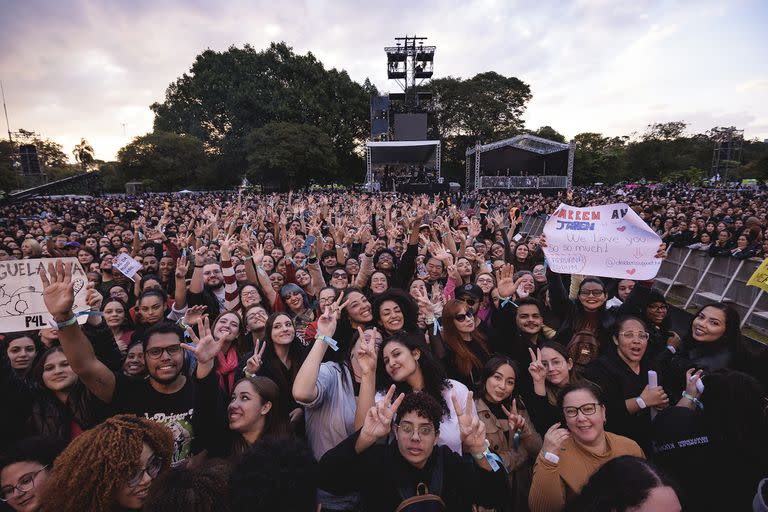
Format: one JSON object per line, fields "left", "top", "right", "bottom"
{"left": 619, "top": 331, "right": 650, "bottom": 341}
{"left": 476, "top": 278, "right": 494, "bottom": 284}
{"left": 579, "top": 290, "right": 605, "bottom": 297}
{"left": 454, "top": 310, "right": 475, "bottom": 322}
{"left": 563, "top": 403, "right": 599, "bottom": 418}
{"left": 648, "top": 304, "right": 668, "bottom": 311}
{"left": 397, "top": 423, "right": 435, "bottom": 437}
{"left": 127, "top": 455, "right": 163, "bottom": 487}
{"left": 0, "top": 466, "right": 47, "bottom": 501}
{"left": 457, "top": 297, "right": 477, "bottom": 307}
{"left": 145, "top": 344, "right": 182, "bottom": 359}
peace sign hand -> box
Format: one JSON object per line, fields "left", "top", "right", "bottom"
{"left": 451, "top": 391, "right": 486, "bottom": 453}
{"left": 501, "top": 399, "right": 526, "bottom": 432}
{"left": 316, "top": 306, "right": 339, "bottom": 338}
{"left": 355, "top": 326, "right": 378, "bottom": 376}
{"left": 527, "top": 347, "right": 546, "bottom": 384}
{"left": 246, "top": 339, "right": 267, "bottom": 375}
{"left": 361, "top": 384, "right": 405, "bottom": 442}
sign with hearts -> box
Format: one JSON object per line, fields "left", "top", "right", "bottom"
{"left": 542, "top": 203, "right": 663, "bottom": 280}
{"left": 0, "top": 258, "right": 89, "bottom": 333}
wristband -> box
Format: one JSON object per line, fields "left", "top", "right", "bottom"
{"left": 315, "top": 334, "right": 339, "bottom": 351}
{"left": 666, "top": 345, "right": 677, "bottom": 354}
{"left": 472, "top": 440, "right": 503, "bottom": 471}
{"left": 52, "top": 314, "right": 78, "bottom": 330}
{"left": 542, "top": 450, "right": 560, "bottom": 464}
{"left": 499, "top": 296, "right": 516, "bottom": 308}
{"left": 243, "top": 367, "right": 255, "bottom": 379}
{"left": 635, "top": 397, "right": 647, "bottom": 410}
{"left": 681, "top": 391, "right": 704, "bottom": 410}
{"left": 424, "top": 317, "right": 435, "bottom": 325}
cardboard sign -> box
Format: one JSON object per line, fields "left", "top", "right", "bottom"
{"left": 113, "top": 253, "right": 143, "bottom": 280}
{"left": 0, "top": 258, "right": 89, "bottom": 333}
{"left": 746, "top": 258, "right": 768, "bottom": 293}
{"left": 542, "top": 203, "right": 662, "bottom": 280}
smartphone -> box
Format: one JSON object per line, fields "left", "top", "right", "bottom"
{"left": 301, "top": 235, "right": 316, "bottom": 256}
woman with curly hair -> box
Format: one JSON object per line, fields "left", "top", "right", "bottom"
{"left": 40, "top": 414, "right": 173, "bottom": 512}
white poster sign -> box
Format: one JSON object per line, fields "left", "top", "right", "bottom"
{"left": 542, "top": 203, "right": 662, "bottom": 280}
{"left": 113, "top": 253, "right": 142, "bottom": 280}
{"left": 0, "top": 258, "right": 89, "bottom": 333}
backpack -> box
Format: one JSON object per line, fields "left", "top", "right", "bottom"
{"left": 395, "top": 449, "right": 446, "bottom": 512}
{"left": 567, "top": 330, "right": 600, "bottom": 367}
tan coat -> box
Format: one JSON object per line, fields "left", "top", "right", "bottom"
{"left": 475, "top": 398, "right": 543, "bottom": 512}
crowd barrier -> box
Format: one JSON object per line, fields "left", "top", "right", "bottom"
{"left": 653, "top": 247, "right": 768, "bottom": 333}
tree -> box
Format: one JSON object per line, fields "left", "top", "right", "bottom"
{"left": 244, "top": 122, "right": 339, "bottom": 190}
{"left": 573, "top": 132, "right": 627, "bottom": 184}
{"left": 642, "top": 121, "right": 687, "bottom": 141}
{"left": 151, "top": 42, "right": 369, "bottom": 181}
{"left": 430, "top": 72, "right": 532, "bottom": 142}
{"left": 531, "top": 126, "right": 567, "bottom": 143}
{"left": 73, "top": 138, "right": 95, "bottom": 171}
{"left": 116, "top": 131, "right": 208, "bottom": 191}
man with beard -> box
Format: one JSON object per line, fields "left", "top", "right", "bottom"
{"left": 39, "top": 261, "right": 220, "bottom": 465}
{"left": 187, "top": 255, "right": 226, "bottom": 319}
{"left": 142, "top": 254, "right": 159, "bottom": 275}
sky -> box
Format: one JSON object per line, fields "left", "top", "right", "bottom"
{"left": 1, "top": 0, "right": 766, "bottom": 163}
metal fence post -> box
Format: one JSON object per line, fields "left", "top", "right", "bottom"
{"left": 664, "top": 248, "right": 693, "bottom": 297}
{"left": 684, "top": 257, "right": 716, "bottom": 309}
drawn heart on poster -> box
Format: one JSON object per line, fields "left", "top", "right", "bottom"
{"left": 617, "top": 226, "right": 626, "bottom": 232}
{"left": 72, "top": 279, "right": 85, "bottom": 296}
{"left": 626, "top": 268, "right": 637, "bottom": 275}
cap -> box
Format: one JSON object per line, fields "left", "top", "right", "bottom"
{"left": 455, "top": 283, "right": 483, "bottom": 300}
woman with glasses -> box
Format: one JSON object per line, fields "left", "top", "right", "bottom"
{"left": 583, "top": 317, "right": 670, "bottom": 451}
{"left": 40, "top": 414, "right": 172, "bottom": 511}
{"left": 529, "top": 380, "right": 645, "bottom": 512}
{"left": 0, "top": 437, "right": 64, "bottom": 512}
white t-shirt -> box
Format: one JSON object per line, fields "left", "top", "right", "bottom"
{"left": 376, "top": 378, "right": 475, "bottom": 454}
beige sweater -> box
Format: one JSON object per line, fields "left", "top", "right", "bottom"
{"left": 528, "top": 432, "right": 645, "bottom": 512}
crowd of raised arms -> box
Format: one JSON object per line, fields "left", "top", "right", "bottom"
{"left": 0, "top": 185, "right": 766, "bottom": 512}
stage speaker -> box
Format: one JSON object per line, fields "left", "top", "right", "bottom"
{"left": 18, "top": 144, "right": 43, "bottom": 175}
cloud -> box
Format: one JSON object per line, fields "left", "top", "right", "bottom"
{"left": 0, "top": 0, "right": 766, "bottom": 162}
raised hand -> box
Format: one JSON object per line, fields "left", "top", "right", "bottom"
{"left": 245, "top": 339, "right": 267, "bottom": 375}
{"left": 85, "top": 282, "right": 103, "bottom": 312}
{"left": 361, "top": 384, "right": 405, "bottom": 442}
{"left": 655, "top": 243, "right": 668, "bottom": 259}
{"left": 451, "top": 391, "right": 486, "bottom": 453}
{"left": 412, "top": 288, "right": 435, "bottom": 318}
{"left": 495, "top": 263, "right": 517, "bottom": 298}
{"left": 251, "top": 242, "right": 265, "bottom": 267}
{"left": 684, "top": 368, "right": 703, "bottom": 398}
{"left": 182, "top": 315, "right": 220, "bottom": 365}
{"left": 501, "top": 399, "right": 526, "bottom": 432}
{"left": 183, "top": 305, "right": 207, "bottom": 327}
{"left": 39, "top": 261, "right": 76, "bottom": 321}
{"left": 542, "top": 422, "right": 570, "bottom": 454}
{"left": 175, "top": 255, "right": 190, "bottom": 279}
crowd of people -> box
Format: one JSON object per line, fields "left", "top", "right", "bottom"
{"left": 0, "top": 184, "right": 766, "bottom": 511}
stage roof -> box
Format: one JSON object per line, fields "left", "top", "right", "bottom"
{"left": 366, "top": 140, "right": 440, "bottom": 165}
{"left": 466, "top": 135, "right": 570, "bottom": 174}
{"left": 466, "top": 134, "right": 569, "bottom": 156}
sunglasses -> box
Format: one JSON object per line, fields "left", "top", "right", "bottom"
{"left": 457, "top": 297, "right": 478, "bottom": 307}
{"left": 454, "top": 310, "right": 475, "bottom": 322}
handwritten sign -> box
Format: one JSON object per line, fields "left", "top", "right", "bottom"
{"left": 542, "top": 203, "right": 662, "bottom": 280}
{"left": 113, "top": 253, "right": 142, "bottom": 280}
{"left": 0, "top": 258, "right": 89, "bottom": 333}
{"left": 746, "top": 258, "right": 768, "bottom": 293}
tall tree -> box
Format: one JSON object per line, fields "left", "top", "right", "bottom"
{"left": 244, "top": 122, "right": 339, "bottom": 190}
{"left": 530, "top": 126, "right": 567, "bottom": 143}
{"left": 116, "top": 131, "right": 208, "bottom": 191}
{"left": 73, "top": 138, "right": 95, "bottom": 171}
{"left": 150, "top": 42, "right": 369, "bottom": 184}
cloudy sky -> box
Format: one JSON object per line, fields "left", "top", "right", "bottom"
{"left": 1, "top": 0, "right": 766, "bottom": 162}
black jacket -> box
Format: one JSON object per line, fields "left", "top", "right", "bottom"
{"left": 318, "top": 430, "right": 509, "bottom": 512}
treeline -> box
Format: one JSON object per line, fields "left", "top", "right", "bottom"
{"left": 2, "top": 42, "right": 767, "bottom": 194}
